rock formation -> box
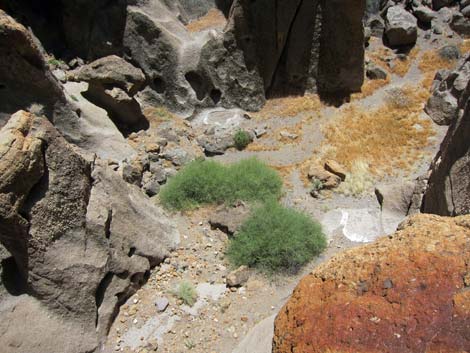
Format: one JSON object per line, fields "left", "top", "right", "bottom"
{"left": 421, "top": 55, "right": 470, "bottom": 216}
{"left": 0, "top": 111, "right": 179, "bottom": 352}
{"left": 273, "top": 213, "right": 470, "bottom": 353}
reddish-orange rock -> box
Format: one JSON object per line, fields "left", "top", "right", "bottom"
{"left": 273, "top": 214, "right": 470, "bottom": 353}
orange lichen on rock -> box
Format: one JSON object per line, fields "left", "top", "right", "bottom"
{"left": 273, "top": 214, "right": 470, "bottom": 353}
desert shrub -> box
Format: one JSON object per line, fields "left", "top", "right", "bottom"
{"left": 337, "top": 160, "right": 374, "bottom": 196}
{"left": 159, "top": 158, "right": 282, "bottom": 210}
{"left": 227, "top": 200, "right": 326, "bottom": 274}
{"left": 174, "top": 281, "right": 198, "bottom": 306}
{"left": 233, "top": 130, "right": 252, "bottom": 150}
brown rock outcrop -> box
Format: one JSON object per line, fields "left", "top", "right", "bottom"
{"left": 274, "top": 214, "right": 470, "bottom": 353}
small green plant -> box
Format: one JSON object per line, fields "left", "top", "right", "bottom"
{"left": 48, "top": 58, "right": 65, "bottom": 67}
{"left": 227, "top": 200, "right": 327, "bottom": 274}
{"left": 159, "top": 158, "right": 282, "bottom": 210}
{"left": 70, "top": 94, "right": 79, "bottom": 102}
{"left": 233, "top": 130, "right": 252, "bottom": 150}
{"left": 311, "top": 178, "right": 324, "bottom": 192}
{"left": 174, "top": 281, "right": 198, "bottom": 307}
{"left": 184, "top": 340, "right": 196, "bottom": 349}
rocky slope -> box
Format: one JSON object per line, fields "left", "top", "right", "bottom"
{"left": 273, "top": 213, "right": 470, "bottom": 353}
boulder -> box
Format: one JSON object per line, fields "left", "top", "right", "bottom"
{"left": 226, "top": 266, "right": 250, "bottom": 287}
{"left": 308, "top": 164, "right": 341, "bottom": 189}
{"left": 425, "top": 54, "right": 470, "bottom": 125}
{"left": 274, "top": 213, "right": 470, "bottom": 353}
{"left": 450, "top": 12, "right": 470, "bottom": 36}
{"left": 209, "top": 203, "right": 251, "bottom": 235}
{"left": 413, "top": 5, "right": 436, "bottom": 23}
{"left": 366, "top": 62, "right": 388, "bottom": 80}
{"left": 0, "top": 111, "right": 179, "bottom": 352}
{"left": 385, "top": 6, "right": 418, "bottom": 47}
{"left": 69, "top": 55, "right": 146, "bottom": 95}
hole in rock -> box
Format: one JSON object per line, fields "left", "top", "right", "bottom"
{"left": 185, "top": 71, "right": 207, "bottom": 101}
{"left": 153, "top": 77, "right": 166, "bottom": 94}
{"left": 1, "top": 257, "right": 28, "bottom": 296}
{"left": 210, "top": 89, "right": 222, "bottom": 104}
{"left": 128, "top": 247, "right": 136, "bottom": 257}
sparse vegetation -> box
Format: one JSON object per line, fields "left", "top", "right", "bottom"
{"left": 47, "top": 58, "right": 65, "bottom": 67}
{"left": 337, "top": 160, "right": 374, "bottom": 196}
{"left": 321, "top": 85, "right": 434, "bottom": 185}
{"left": 233, "top": 130, "right": 252, "bottom": 150}
{"left": 227, "top": 200, "right": 326, "bottom": 274}
{"left": 159, "top": 158, "right": 283, "bottom": 210}
{"left": 174, "top": 281, "right": 198, "bottom": 307}
{"left": 254, "top": 94, "right": 322, "bottom": 119}
{"left": 419, "top": 49, "right": 459, "bottom": 88}
{"left": 390, "top": 46, "right": 420, "bottom": 77}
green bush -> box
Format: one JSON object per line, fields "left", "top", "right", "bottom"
{"left": 233, "top": 130, "right": 252, "bottom": 150}
{"left": 159, "top": 158, "right": 282, "bottom": 210}
{"left": 174, "top": 281, "right": 198, "bottom": 306}
{"left": 226, "top": 200, "right": 327, "bottom": 274}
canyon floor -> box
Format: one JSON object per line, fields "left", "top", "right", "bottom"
{"left": 103, "top": 28, "right": 469, "bottom": 353}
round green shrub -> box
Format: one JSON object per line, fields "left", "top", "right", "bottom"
{"left": 227, "top": 201, "right": 327, "bottom": 274}
{"left": 233, "top": 130, "right": 252, "bottom": 150}
{"left": 159, "top": 158, "right": 282, "bottom": 210}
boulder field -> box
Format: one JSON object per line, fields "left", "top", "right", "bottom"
{"left": 273, "top": 214, "right": 470, "bottom": 353}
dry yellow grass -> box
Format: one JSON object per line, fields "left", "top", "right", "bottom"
{"left": 418, "top": 49, "right": 459, "bottom": 89}
{"left": 321, "top": 85, "right": 434, "bottom": 179}
{"left": 254, "top": 94, "right": 322, "bottom": 119}
{"left": 460, "top": 39, "right": 470, "bottom": 54}
{"left": 351, "top": 77, "right": 390, "bottom": 100}
{"left": 186, "top": 9, "right": 226, "bottom": 32}
{"left": 391, "top": 46, "right": 420, "bottom": 77}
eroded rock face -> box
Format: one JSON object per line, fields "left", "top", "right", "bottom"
{"left": 273, "top": 214, "right": 470, "bottom": 353}
{"left": 422, "top": 66, "right": 470, "bottom": 216}
{"left": 0, "top": 9, "right": 64, "bottom": 124}
{"left": 230, "top": 0, "right": 366, "bottom": 97}
{"left": 0, "top": 111, "right": 179, "bottom": 352}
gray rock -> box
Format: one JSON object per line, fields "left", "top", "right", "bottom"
{"left": 0, "top": 111, "right": 179, "bottom": 352}
{"left": 450, "top": 12, "right": 470, "bottom": 36}
{"left": 155, "top": 296, "right": 170, "bottom": 312}
{"left": 438, "top": 44, "right": 461, "bottom": 61}
{"left": 121, "top": 160, "right": 144, "bottom": 186}
{"left": 232, "top": 315, "right": 275, "bottom": 353}
{"left": 375, "top": 182, "right": 415, "bottom": 234}
{"left": 366, "top": 15, "right": 385, "bottom": 37}
{"left": 209, "top": 203, "right": 251, "bottom": 236}
{"left": 226, "top": 266, "right": 250, "bottom": 287}
{"left": 69, "top": 55, "right": 146, "bottom": 95}
{"left": 413, "top": 6, "right": 436, "bottom": 23}
{"left": 366, "top": 62, "right": 388, "bottom": 80}
{"left": 432, "top": 0, "right": 453, "bottom": 10}
{"left": 385, "top": 6, "right": 418, "bottom": 46}
{"left": 142, "top": 172, "right": 161, "bottom": 197}
{"left": 162, "top": 146, "right": 192, "bottom": 166}
{"left": 425, "top": 89, "right": 459, "bottom": 125}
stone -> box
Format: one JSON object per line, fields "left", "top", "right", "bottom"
{"left": 413, "top": 5, "right": 436, "bottom": 23}
{"left": 226, "top": 266, "right": 250, "bottom": 287}
{"left": 425, "top": 88, "right": 459, "bottom": 125}
{"left": 432, "top": 0, "right": 453, "bottom": 10}
{"left": 142, "top": 172, "right": 161, "bottom": 197}
{"left": 425, "top": 54, "right": 470, "bottom": 126}
{"left": 366, "top": 15, "right": 385, "bottom": 37}
{"left": 438, "top": 44, "right": 461, "bottom": 61}
{"left": 209, "top": 203, "right": 251, "bottom": 236}
{"left": 308, "top": 164, "right": 341, "bottom": 189}
{"left": 274, "top": 214, "right": 470, "bottom": 353}
{"left": 385, "top": 6, "right": 418, "bottom": 47}
{"left": 155, "top": 297, "right": 170, "bottom": 312}
{"left": 366, "top": 62, "right": 388, "bottom": 80}
{"left": 69, "top": 55, "right": 146, "bottom": 95}
{"left": 324, "top": 160, "right": 347, "bottom": 181}
{"left": 375, "top": 181, "right": 415, "bottom": 234}
{"left": 450, "top": 12, "right": 470, "bottom": 36}
{"left": 122, "top": 160, "right": 144, "bottom": 186}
